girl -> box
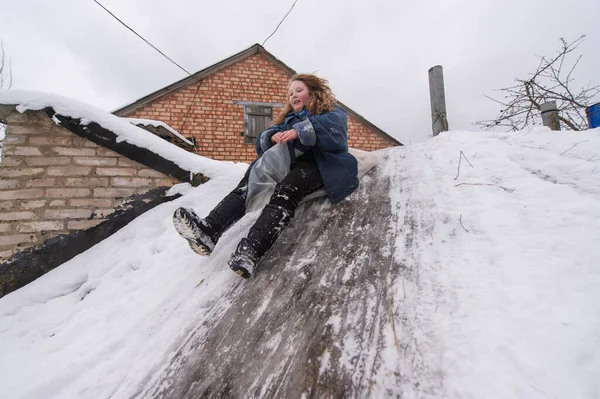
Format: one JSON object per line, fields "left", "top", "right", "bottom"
{"left": 173, "top": 73, "right": 358, "bottom": 278}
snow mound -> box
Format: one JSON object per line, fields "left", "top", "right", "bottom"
{"left": 0, "top": 127, "right": 599, "bottom": 398}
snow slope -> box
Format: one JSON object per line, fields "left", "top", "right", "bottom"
{"left": 0, "top": 127, "right": 599, "bottom": 398}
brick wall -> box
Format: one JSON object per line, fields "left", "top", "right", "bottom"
{"left": 347, "top": 116, "right": 395, "bottom": 151}
{"left": 126, "top": 53, "right": 396, "bottom": 163}
{"left": 0, "top": 109, "right": 178, "bottom": 260}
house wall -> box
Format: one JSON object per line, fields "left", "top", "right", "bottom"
{"left": 0, "top": 110, "right": 178, "bottom": 260}
{"left": 125, "top": 53, "right": 396, "bottom": 163}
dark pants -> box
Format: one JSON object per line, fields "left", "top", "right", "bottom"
{"left": 205, "top": 152, "right": 324, "bottom": 256}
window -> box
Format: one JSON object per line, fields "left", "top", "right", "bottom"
{"left": 244, "top": 105, "right": 272, "bottom": 144}
{"left": 233, "top": 101, "right": 284, "bottom": 145}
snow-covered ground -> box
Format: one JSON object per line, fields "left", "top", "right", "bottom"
{"left": 387, "top": 128, "right": 600, "bottom": 398}
{"left": 1, "top": 126, "right": 599, "bottom": 398}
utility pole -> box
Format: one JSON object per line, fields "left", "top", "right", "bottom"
{"left": 541, "top": 101, "right": 560, "bottom": 130}
{"left": 428, "top": 65, "right": 448, "bottom": 136}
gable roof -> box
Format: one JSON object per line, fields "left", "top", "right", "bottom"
{"left": 113, "top": 44, "right": 402, "bottom": 146}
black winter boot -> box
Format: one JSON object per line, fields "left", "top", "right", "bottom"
{"left": 228, "top": 204, "right": 292, "bottom": 278}
{"left": 173, "top": 207, "right": 218, "bottom": 256}
{"left": 228, "top": 239, "right": 260, "bottom": 279}
{"left": 173, "top": 191, "right": 246, "bottom": 256}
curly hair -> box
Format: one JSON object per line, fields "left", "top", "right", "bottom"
{"left": 273, "top": 73, "right": 337, "bottom": 125}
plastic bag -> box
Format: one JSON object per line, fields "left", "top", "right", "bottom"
{"left": 246, "top": 143, "right": 291, "bottom": 212}
{"left": 245, "top": 145, "right": 380, "bottom": 212}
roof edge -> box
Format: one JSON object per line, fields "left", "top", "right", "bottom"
{"left": 336, "top": 101, "right": 403, "bottom": 146}
{"left": 113, "top": 44, "right": 263, "bottom": 116}
{"left": 41, "top": 107, "right": 205, "bottom": 184}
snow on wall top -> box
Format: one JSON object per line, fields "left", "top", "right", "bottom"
{"left": 0, "top": 90, "right": 247, "bottom": 178}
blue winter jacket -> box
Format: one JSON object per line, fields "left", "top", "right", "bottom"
{"left": 255, "top": 107, "right": 358, "bottom": 203}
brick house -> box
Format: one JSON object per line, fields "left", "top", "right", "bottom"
{"left": 0, "top": 103, "right": 204, "bottom": 297}
{"left": 114, "top": 44, "right": 401, "bottom": 163}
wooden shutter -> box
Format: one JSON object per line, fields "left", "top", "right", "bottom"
{"left": 244, "top": 105, "right": 272, "bottom": 144}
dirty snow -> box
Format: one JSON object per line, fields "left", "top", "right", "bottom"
{"left": 0, "top": 126, "right": 599, "bottom": 398}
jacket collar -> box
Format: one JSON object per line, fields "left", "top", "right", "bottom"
{"left": 284, "top": 108, "right": 309, "bottom": 124}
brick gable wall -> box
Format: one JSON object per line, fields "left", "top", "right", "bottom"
{"left": 126, "top": 54, "right": 396, "bottom": 163}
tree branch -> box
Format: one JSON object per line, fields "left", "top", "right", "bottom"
{"left": 477, "top": 35, "right": 596, "bottom": 131}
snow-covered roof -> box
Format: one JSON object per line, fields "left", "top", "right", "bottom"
{"left": 123, "top": 117, "right": 195, "bottom": 147}
{"left": 0, "top": 90, "right": 247, "bottom": 179}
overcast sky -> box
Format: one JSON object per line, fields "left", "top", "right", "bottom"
{"left": 1, "top": 0, "right": 598, "bottom": 143}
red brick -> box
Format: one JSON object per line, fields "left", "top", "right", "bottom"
{"left": 52, "top": 147, "right": 96, "bottom": 156}
{"left": 70, "top": 199, "right": 113, "bottom": 207}
{"left": 24, "top": 157, "right": 71, "bottom": 166}
{"left": 0, "top": 234, "right": 36, "bottom": 246}
{"left": 3, "top": 147, "right": 42, "bottom": 156}
{"left": 25, "top": 178, "right": 57, "bottom": 188}
{"left": 112, "top": 177, "right": 152, "bottom": 187}
{"left": 96, "top": 168, "right": 137, "bottom": 177}
{"left": 73, "top": 157, "right": 117, "bottom": 166}
{"left": 48, "top": 166, "right": 91, "bottom": 176}
{"left": 0, "top": 180, "right": 20, "bottom": 189}
{"left": 46, "top": 188, "right": 91, "bottom": 198}
{"left": 20, "top": 200, "right": 47, "bottom": 210}
{"left": 29, "top": 136, "right": 73, "bottom": 146}
{"left": 0, "top": 189, "right": 44, "bottom": 200}
{"left": 0, "top": 211, "right": 37, "bottom": 221}
{"left": 45, "top": 209, "right": 93, "bottom": 219}
{"left": 17, "top": 221, "right": 64, "bottom": 233}
{"left": 65, "top": 178, "right": 109, "bottom": 187}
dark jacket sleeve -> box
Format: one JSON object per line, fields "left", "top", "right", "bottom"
{"left": 255, "top": 127, "right": 280, "bottom": 157}
{"left": 292, "top": 107, "right": 348, "bottom": 152}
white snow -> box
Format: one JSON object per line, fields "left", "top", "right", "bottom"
{"left": 0, "top": 90, "right": 247, "bottom": 179}
{"left": 380, "top": 127, "right": 600, "bottom": 398}
{"left": 0, "top": 122, "right": 599, "bottom": 397}
{"left": 123, "top": 117, "right": 195, "bottom": 147}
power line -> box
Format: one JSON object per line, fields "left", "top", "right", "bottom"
{"left": 91, "top": 0, "right": 202, "bottom": 135}
{"left": 180, "top": 82, "right": 202, "bottom": 133}
{"left": 91, "top": 0, "right": 191, "bottom": 76}
{"left": 262, "top": 0, "right": 299, "bottom": 46}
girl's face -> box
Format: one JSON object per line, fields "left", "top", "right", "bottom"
{"left": 288, "top": 80, "right": 310, "bottom": 112}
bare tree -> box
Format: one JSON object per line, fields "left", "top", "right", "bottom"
{"left": 475, "top": 35, "right": 599, "bottom": 131}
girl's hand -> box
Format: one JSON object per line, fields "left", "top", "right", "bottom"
{"left": 271, "top": 132, "right": 282, "bottom": 144}
{"left": 271, "top": 129, "right": 298, "bottom": 144}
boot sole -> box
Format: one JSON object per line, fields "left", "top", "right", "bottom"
{"left": 232, "top": 267, "right": 250, "bottom": 279}
{"left": 173, "top": 208, "right": 212, "bottom": 256}
{"left": 228, "top": 260, "right": 251, "bottom": 279}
